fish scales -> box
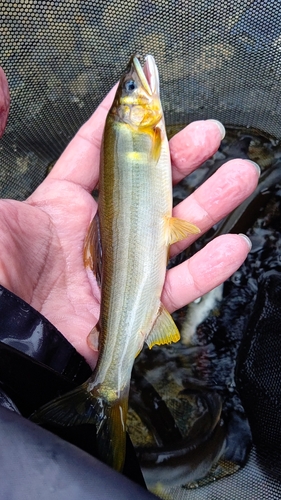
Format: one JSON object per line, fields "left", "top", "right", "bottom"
{"left": 98, "top": 118, "right": 172, "bottom": 393}
{"left": 30, "top": 55, "right": 200, "bottom": 472}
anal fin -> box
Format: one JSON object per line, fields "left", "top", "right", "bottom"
{"left": 145, "top": 304, "right": 180, "bottom": 349}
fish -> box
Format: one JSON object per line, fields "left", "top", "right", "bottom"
{"left": 30, "top": 54, "right": 200, "bottom": 472}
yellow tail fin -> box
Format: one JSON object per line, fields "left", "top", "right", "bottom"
{"left": 30, "top": 384, "right": 128, "bottom": 472}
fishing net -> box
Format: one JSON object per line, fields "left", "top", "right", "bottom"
{"left": 1, "top": 0, "right": 281, "bottom": 498}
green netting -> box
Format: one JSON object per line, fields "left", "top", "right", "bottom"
{"left": 1, "top": 0, "right": 281, "bottom": 200}
{"left": 0, "top": 0, "right": 281, "bottom": 498}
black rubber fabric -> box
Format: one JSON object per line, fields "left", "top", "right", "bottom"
{"left": 0, "top": 285, "right": 92, "bottom": 416}
{"left": 0, "top": 285, "right": 148, "bottom": 494}
{"left": 0, "top": 285, "right": 91, "bottom": 383}
{"left": 237, "top": 270, "right": 281, "bottom": 457}
{"left": 0, "top": 406, "right": 156, "bottom": 500}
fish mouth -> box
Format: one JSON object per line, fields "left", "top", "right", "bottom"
{"left": 132, "top": 55, "right": 160, "bottom": 97}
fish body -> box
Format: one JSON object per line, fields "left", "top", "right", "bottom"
{"left": 31, "top": 55, "right": 199, "bottom": 471}
{"left": 95, "top": 55, "right": 190, "bottom": 397}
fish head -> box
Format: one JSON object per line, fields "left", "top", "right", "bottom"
{"left": 111, "top": 54, "right": 163, "bottom": 129}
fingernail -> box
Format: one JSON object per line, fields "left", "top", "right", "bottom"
{"left": 206, "top": 119, "right": 226, "bottom": 140}
{"left": 245, "top": 159, "right": 261, "bottom": 177}
{"left": 239, "top": 233, "right": 252, "bottom": 250}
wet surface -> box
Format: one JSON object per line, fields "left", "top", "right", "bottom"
{"left": 0, "top": 127, "right": 280, "bottom": 498}
{"left": 126, "top": 127, "right": 281, "bottom": 496}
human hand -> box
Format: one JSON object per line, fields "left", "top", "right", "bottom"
{"left": 0, "top": 67, "right": 10, "bottom": 137}
{"left": 0, "top": 85, "right": 259, "bottom": 368}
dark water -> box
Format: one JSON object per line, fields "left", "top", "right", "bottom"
{"left": 128, "top": 127, "right": 281, "bottom": 497}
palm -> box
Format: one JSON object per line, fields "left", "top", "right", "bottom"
{"left": 0, "top": 180, "right": 100, "bottom": 366}
{"left": 0, "top": 85, "right": 259, "bottom": 367}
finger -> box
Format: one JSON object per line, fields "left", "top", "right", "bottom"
{"left": 47, "top": 97, "right": 221, "bottom": 190}
{"left": 170, "top": 159, "right": 260, "bottom": 257}
{"left": 162, "top": 233, "right": 251, "bottom": 313}
{"left": 0, "top": 67, "right": 10, "bottom": 137}
{"left": 45, "top": 84, "right": 118, "bottom": 191}
{"left": 170, "top": 119, "right": 225, "bottom": 184}
{"left": 44, "top": 96, "right": 223, "bottom": 191}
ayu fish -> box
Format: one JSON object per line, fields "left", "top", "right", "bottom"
{"left": 31, "top": 55, "right": 200, "bottom": 472}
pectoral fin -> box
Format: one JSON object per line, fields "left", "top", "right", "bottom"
{"left": 87, "top": 324, "right": 100, "bottom": 352}
{"left": 145, "top": 304, "right": 180, "bottom": 349}
{"left": 151, "top": 126, "right": 162, "bottom": 164}
{"left": 83, "top": 212, "right": 102, "bottom": 287}
{"left": 164, "top": 216, "right": 200, "bottom": 245}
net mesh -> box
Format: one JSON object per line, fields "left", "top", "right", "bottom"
{"left": 2, "top": 0, "right": 281, "bottom": 200}
{"left": 1, "top": 0, "right": 281, "bottom": 497}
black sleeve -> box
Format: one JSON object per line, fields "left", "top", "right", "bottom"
{"left": 0, "top": 284, "right": 153, "bottom": 499}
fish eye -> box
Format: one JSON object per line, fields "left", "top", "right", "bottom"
{"left": 124, "top": 80, "right": 137, "bottom": 92}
